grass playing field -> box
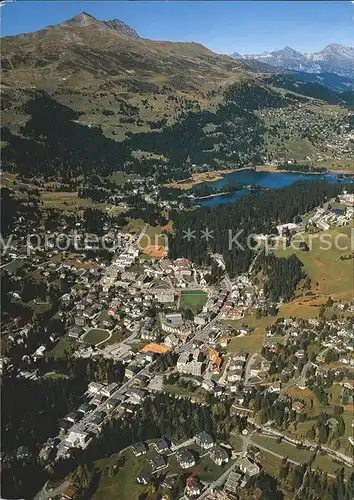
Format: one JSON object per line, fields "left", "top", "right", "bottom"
{"left": 180, "top": 290, "right": 208, "bottom": 314}
{"left": 82, "top": 329, "right": 111, "bottom": 346}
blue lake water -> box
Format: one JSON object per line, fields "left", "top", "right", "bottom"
{"left": 196, "top": 169, "right": 352, "bottom": 207}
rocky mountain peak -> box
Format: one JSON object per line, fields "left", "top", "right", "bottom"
{"left": 283, "top": 46, "right": 299, "bottom": 54}
{"left": 102, "top": 18, "right": 140, "bottom": 39}
{"left": 238, "top": 43, "right": 353, "bottom": 78}
{"left": 60, "top": 12, "right": 98, "bottom": 27}
{"left": 58, "top": 12, "right": 140, "bottom": 39}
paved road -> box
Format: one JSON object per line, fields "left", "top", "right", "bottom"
{"left": 134, "top": 223, "right": 149, "bottom": 247}
{"left": 170, "top": 437, "right": 195, "bottom": 453}
{"left": 248, "top": 248, "right": 265, "bottom": 274}
{"left": 241, "top": 434, "right": 251, "bottom": 456}
{"left": 57, "top": 302, "right": 228, "bottom": 453}
{"left": 224, "top": 275, "right": 232, "bottom": 293}
{"left": 257, "top": 422, "right": 353, "bottom": 467}
{"left": 244, "top": 352, "right": 259, "bottom": 385}
{"left": 218, "top": 357, "right": 230, "bottom": 385}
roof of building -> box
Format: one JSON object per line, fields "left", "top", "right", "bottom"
{"left": 238, "top": 457, "right": 260, "bottom": 474}
{"left": 210, "top": 445, "right": 229, "bottom": 461}
{"left": 176, "top": 449, "right": 195, "bottom": 463}
{"left": 165, "top": 312, "right": 183, "bottom": 324}
{"left": 137, "top": 472, "right": 152, "bottom": 483}
{"left": 225, "top": 471, "right": 241, "bottom": 491}
{"left": 62, "top": 485, "right": 76, "bottom": 499}
{"left": 133, "top": 441, "right": 148, "bottom": 453}
{"left": 149, "top": 454, "right": 167, "bottom": 469}
{"left": 196, "top": 431, "right": 214, "bottom": 446}
{"left": 155, "top": 437, "right": 170, "bottom": 451}
{"left": 141, "top": 343, "right": 169, "bottom": 354}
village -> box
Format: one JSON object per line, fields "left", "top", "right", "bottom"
{"left": 1, "top": 186, "right": 354, "bottom": 500}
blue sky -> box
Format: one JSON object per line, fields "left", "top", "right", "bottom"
{"left": 1, "top": 1, "right": 353, "bottom": 54}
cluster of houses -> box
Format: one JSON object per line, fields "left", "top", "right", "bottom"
{"left": 222, "top": 276, "right": 265, "bottom": 320}
{"left": 101, "top": 246, "right": 139, "bottom": 291}
{"left": 177, "top": 349, "right": 205, "bottom": 377}
{"left": 224, "top": 457, "right": 260, "bottom": 494}
{"left": 46, "top": 376, "right": 153, "bottom": 461}
{"left": 264, "top": 316, "right": 354, "bottom": 404}
{"left": 316, "top": 321, "right": 354, "bottom": 367}
{"left": 133, "top": 431, "right": 232, "bottom": 488}
{"left": 308, "top": 205, "right": 353, "bottom": 231}
{"left": 160, "top": 312, "right": 195, "bottom": 340}
{"left": 339, "top": 192, "right": 354, "bottom": 206}
{"left": 227, "top": 352, "right": 248, "bottom": 387}
{"left": 131, "top": 429, "right": 262, "bottom": 498}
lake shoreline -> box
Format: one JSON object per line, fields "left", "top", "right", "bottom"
{"left": 196, "top": 167, "right": 353, "bottom": 207}
{"left": 256, "top": 165, "right": 354, "bottom": 175}
{"left": 193, "top": 191, "right": 231, "bottom": 200}
{"left": 165, "top": 164, "right": 353, "bottom": 190}
{"left": 165, "top": 166, "right": 253, "bottom": 190}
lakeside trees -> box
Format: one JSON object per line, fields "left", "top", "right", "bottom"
{"left": 169, "top": 180, "right": 349, "bottom": 281}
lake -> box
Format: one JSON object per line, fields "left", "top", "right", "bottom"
{"left": 196, "top": 169, "right": 352, "bottom": 207}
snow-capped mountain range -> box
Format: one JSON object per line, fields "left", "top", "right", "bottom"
{"left": 233, "top": 44, "right": 354, "bottom": 78}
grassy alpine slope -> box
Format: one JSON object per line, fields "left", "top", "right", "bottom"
{"left": 1, "top": 13, "right": 353, "bottom": 181}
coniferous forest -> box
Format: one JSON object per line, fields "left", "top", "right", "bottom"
{"left": 168, "top": 180, "right": 352, "bottom": 298}
{"left": 1, "top": 80, "right": 328, "bottom": 183}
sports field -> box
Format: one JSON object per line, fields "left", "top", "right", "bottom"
{"left": 82, "top": 329, "right": 110, "bottom": 346}
{"left": 180, "top": 290, "right": 208, "bottom": 313}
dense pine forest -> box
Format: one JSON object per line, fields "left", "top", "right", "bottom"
{"left": 254, "top": 253, "right": 305, "bottom": 301}
{"left": 1, "top": 95, "right": 130, "bottom": 180}
{"left": 3, "top": 77, "right": 349, "bottom": 182}
{"left": 264, "top": 75, "right": 348, "bottom": 105}
{"left": 168, "top": 181, "right": 352, "bottom": 280}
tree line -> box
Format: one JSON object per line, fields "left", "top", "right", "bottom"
{"left": 169, "top": 181, "right": 351, "bottom": 278}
